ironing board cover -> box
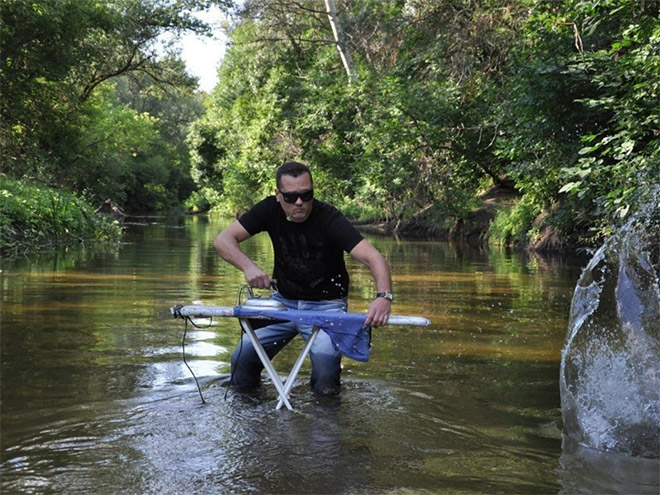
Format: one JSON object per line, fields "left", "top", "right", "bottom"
{"left": 233, "top": 306, "right": 372, "bottom": 362}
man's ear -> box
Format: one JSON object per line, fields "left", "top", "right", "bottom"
{"left": 274, "top": 188, "right": 281, "bottom": 202}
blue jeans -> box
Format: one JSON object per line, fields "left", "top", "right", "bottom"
{"left": 230, "top": 293, "right": 347, "bottom": 395}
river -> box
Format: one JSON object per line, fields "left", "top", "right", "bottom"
{"left": 1, "top": 215, "right": 658, "bottom": 494}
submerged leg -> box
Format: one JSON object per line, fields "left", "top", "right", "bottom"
{"left": 309, "top": 329, "right": 342, "bottom": 395}
{"left": 230, "top": 321, "right": 296, "bottom": 389}
{"left": 296, "top": 298, "right": 347, "bottom": 396}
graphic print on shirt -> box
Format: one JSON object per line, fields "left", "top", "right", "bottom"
{"left": 277, "top": 231, "right": 326, "bottom": 290}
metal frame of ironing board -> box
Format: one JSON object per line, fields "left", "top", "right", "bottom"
{"left": 172, "top": 304, "right": 430, "bottom": 410}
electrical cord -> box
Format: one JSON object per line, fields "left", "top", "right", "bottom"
{"left": 182, "top": 315, "right": 209, "bottom": 404}
{"left": 180, "top": 284, "right": 276, "bottom": 403}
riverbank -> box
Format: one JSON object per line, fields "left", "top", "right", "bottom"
{"left": 0, "top": 178, "right": 122, "bottom": 258}
{"left": 355, "top": 185, "right": 591, "bottom": 253}
{"left": 1, "top": 177, "right": 589, "bottom": 259}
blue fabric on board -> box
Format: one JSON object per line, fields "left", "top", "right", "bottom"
{"left": 233, "top": 306, "right": 372, "bottom": 362}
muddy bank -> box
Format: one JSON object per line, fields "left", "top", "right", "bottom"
{"left": 354, "top": 186, "right": 588, "bottom": 253}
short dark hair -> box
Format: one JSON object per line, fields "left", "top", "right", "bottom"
{"left": 276, "top": 161, "right": 312, "bottom": 189}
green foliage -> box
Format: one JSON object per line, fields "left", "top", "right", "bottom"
{"left": 561, "top": 1, "right": 660, "bottom": 224}
{"left": 496, "top": 0, "right": 660, "bottom": 238}
{"left": 0, "top": 177, "right": 122, "bottom": 257}
{"left": 1, "top": 0, "right": 207, "bottom": 213}
{"left": 190, "top": 0, "right": 519, "bottom": 226}
{"left": 350, "top": 73, "right": 472, "bottom": 224}
{"left": 3, "top": 0, "right": 658, "bottom": 249}
{"left": 488, "top": 197, "right": 540, "bottom": 246}
{"left": 188, "top": 19, "right": 310, "bottom": 215}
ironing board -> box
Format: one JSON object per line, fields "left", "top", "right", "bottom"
{"left": 171, "top": 303, "right": 430, "bottom": 410}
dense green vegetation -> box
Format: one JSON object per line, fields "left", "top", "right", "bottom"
{"left": 2, "top": 0, "right": 658, "bottom": 255}
{"left": 1, "top": 0, "right": 214, "bottom": 254}
{"left": 0, "top": 177, "right": 122, "bottom": 256}
{"left": 190, "top": 0, "right": 659, "bottom": 248}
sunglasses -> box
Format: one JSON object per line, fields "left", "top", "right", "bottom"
{"left": 280, "top": 189, "right": 314, "bottom": 204}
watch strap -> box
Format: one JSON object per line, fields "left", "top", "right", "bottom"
{"left": 376, "top": 291, "right": 393, "bottom": 301}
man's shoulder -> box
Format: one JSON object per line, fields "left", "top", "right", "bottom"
{"left": 257, "top": 195, "right": 278, "bottom": 207}
{"left": 312, "top": 199, "right": 343, "bottom": 218}
{"left": 239, "top": 196, "right": 280, "bottom": 234}
{"left": 311, "top": 200, "right": 363, "bottom": 249}
{"left": 312, "top": 200, "right": 359, "bottom": 230}
{"left": 245, "top": 195, "right": 278, "bottom": 214}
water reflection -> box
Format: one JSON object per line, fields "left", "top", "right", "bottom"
{"left": 2, "top": 215, "right": 655, "bottom": 494}
{"left": 559, "top": 437, "right": 660, "bottom": 494}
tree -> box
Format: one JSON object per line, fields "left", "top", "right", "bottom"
{"left": 324, "top": 0, "right": 356, "bottom": 82}
{"left": 495, "top": 0, "right": 660, "bottom": 239}
{"left": 192, "top": 0, "right": 528, "bottom": 222}
{"left": 1, "top": 0, "right": 213, "bottom": 208}
{"left": 192, "top": 0, "right": 659, "bottom": 244}
{"left": 72, "top": 69, "right": 204, "bottom": 210}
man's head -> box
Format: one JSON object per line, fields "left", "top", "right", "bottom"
{"left": 275, "top": 161, "right": 314, "bottom": 223}
{"left": 275, "top": 161, "right": 313, "bottom": 190}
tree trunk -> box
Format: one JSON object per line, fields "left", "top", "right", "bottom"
{"left": 324, "top": 0, "right": 356, "bottom": 82}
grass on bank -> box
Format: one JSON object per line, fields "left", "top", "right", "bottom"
{"left": 0, "top": 177, "right": 122, "bottom": 258}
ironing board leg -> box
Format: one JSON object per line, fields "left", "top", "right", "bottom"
{"left": 276, "top": 326, "right": 320, "bottom": 410}
{"left": 238, "top": 318, "right": 294, "bottom": 411}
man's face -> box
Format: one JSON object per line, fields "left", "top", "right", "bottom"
{"left": 276, "top": 173, "right": 314, "bottom": 223}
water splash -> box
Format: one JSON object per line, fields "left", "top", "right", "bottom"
{"left": 560, "top": 200, "right": 660, "bottom": 458}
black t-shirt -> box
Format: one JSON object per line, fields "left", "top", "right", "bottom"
{"left": 238, "top": 196, "right": 364, "bottom": 300}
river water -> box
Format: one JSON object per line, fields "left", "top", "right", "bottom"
{"left": 1, "top": 216, "right": 658, "bottom": 494}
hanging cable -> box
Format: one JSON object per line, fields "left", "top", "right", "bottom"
{"left": 182, "top": 316, "right": 207, "bottom": 404}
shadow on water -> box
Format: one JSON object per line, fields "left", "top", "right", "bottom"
{"left": 558, "top": 437, "right": 659, "bottom": 495}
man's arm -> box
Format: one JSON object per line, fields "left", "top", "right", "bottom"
{"left": 349, "top": 239, "right": 392, "bottom": 327}
{"left": 213, "top": 220, "right": 272, "bottom": 288}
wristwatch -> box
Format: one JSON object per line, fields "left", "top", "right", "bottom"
{"left": 376, "top": 291, "right": 393, "bottom": 302}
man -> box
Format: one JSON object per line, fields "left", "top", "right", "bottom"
{"left": 214, "top": 161, "right": 393, "bottom": 395}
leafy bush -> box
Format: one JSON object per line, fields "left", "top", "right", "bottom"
{"left": 488, "top": 196, "right": 540, "bottom": 247}
{"left": 0, "top": 177, "right": 122, "bottom": 257}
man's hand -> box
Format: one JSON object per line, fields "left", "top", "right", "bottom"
{"left": 365, "top": 297, "right": 391, "bottom": 328}
{"left": 244, "top": 266, "right": 272, "bottom": 289}
{"left": 215, "top": 221, "right": 272, "bottom": 289}
{"left": 349, "top": 239, "right": 393, "bottom": 328}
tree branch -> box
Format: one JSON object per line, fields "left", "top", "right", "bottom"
{"left": 324, "top": 0, "right": 356, "bottom": 82}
